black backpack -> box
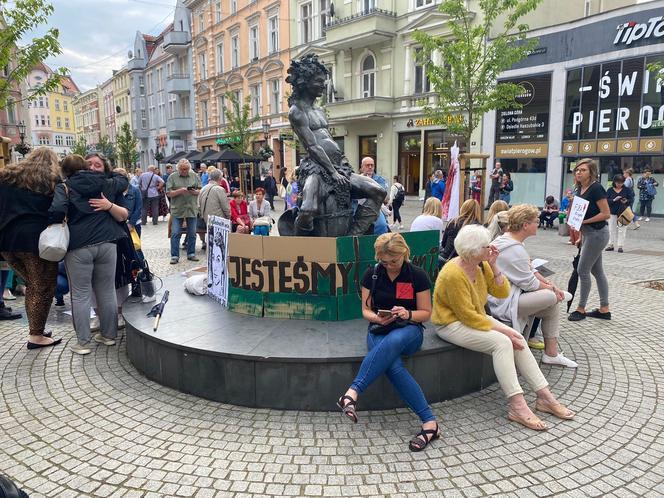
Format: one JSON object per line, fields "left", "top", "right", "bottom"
{"left": 394, "top": 185, "right": 405, "bottom": 203}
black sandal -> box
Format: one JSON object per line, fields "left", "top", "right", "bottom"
{"left": 409, "top": 423, "right": 440, "bottom": 452}
{"left": 336, "top": 395, "right": 358, "bottom": 424}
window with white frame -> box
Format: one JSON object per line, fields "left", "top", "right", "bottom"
{"left": 216, "top": 41, "right": 224, "bottom": 74}
{"left": 231, "top": 35, "right": 239, "bottom": 68}
{"left": 168, "top": 94, "right": 176, "bottom": 118}
{"left": 414, "top": 48, "right": 431, "bottom": 94}
{"left": 141, "top": 109, "right": 147, "bottom": 128}
{"left": 47, "top": 115, "right": 50, "bottom": 127}
{"left": 201, "top": 100, "right": 209, "bottom": 128}
{"left": 232, "top": 90, "right": 242, "bottom": 111}
{"left": 158, "top": 92, "right": 165, "bottom": 126}
{"left": 139, "top": 76, "right": 145, "bottom": 96}
{"left": 359, "top": 0, "right": 376, "bottom": 13}
{"left": 167, "top": 61, "right": 174, "bottom": 77}
{"left": 268, "top": 15, "right": 279, "bottom": 54}
{"left": 584, "top": 0, "right": 591, "bottom": 17}
{"left": 65, "top": 117, "right": 70, "bottom": 128}
{"left": 198, "top": 12, "right": 204, "bottom": 32}
{"left": 45, "top": 97, "right": 49, "bottom": 107}
{"left": 55, "top": 135, "right": 63, "bottom": 146}
{"left": 149, "top": 95, "right": 155, "bottom": 127}
{"left": 199, "top": 54, "right": 207, "bottom": 79}
{"left": 40, "top": 115, "right": 46, "bottom": 126}
{"left": 157, "top": 68, "right": 163, "bottom": 91}
{"left": 270, "top": 79, "right": 280, "bottom": 115}
{"left": 34, "top": 116, "right": 39, "bottom": 127}
{"left": 301, "top": 3, "right": 312, "bottom": 44}
{"left": 55, "top": 99, "right": 60, "bottom": 111}
{"left": 64, "top": 101, "right": 68, "bottom": 112}
{"left": 249, "top": 25, "right": 259, "bottom": 61}
{"left": 361, "top": 54, "right": 376, "bottom": 98}
{"left": 215, "top": 1, "right": 222, "bottom": 22}
{"left": 217, "top": 94, "right": 226, "bottom": 124}
{"left": 65, "top": 135, "right": 74, "bottom": 146}
{"left": 56, "top": 117, "right": 62, "bottom": 128}
{"left": 6, "top": 100, "right": 16, "bottom": 124}
{"left": 320, "top": 0, "right": 330, "bottom": 32}
{"left": 231, "top": 0, "right": 237, "bottom": 15}
{"left": 250, "top": 84, "right": 261, "bottom": 118}
{"left": 415, "top": 0, "right": 433, "bottom": 7}
{"left": 39, "top": 136, "right": 50, "bottom": 145}
{"left": 147, "top": 72, "right": 153, "bottom": 94}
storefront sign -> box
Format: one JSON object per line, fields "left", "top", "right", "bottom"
{"left": 406, "top": 115, "right": 463, "bottom": 128}
{"left": 495, "top": 143, "right": 548, "bottom": 158}
{"left": 496, "top": 74, "right": 551, "bottom": 143}
{"left": 614, "top": 17, "right": 664, "bottom": 46}
{"left": 566, "top": 56, "right": 664, "bottom": 137}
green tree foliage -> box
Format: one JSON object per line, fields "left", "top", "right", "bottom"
{"left": 70, "top": 136, "right": 88, "bottom": 156}
{"left": 223, "top": 91, "right": 259, "bottom": 155}
{"left": 116, "top": 122, "right": 139, "bottom": 168}
{"left": 0, "top": 0, "right": 68, "bottom": 109}
{"left": 97, "top": 135, "right": 116, "bottom": 165}
{"left": 413, "top": 0, "right": 543, "bottom": 146}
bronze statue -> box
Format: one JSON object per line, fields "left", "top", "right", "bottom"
{"left": 278, "top": 55, "right": 386, "bottom": 237}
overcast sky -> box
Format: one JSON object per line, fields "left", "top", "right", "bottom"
{"left": 31, "top": 0, "right": 178, "bottom": 91}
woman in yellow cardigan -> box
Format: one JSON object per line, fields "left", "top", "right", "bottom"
{"left": 432, "top": 224, "right": 574, "bottom": 431}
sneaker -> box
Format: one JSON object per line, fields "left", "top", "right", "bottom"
{"left": 645, "top": 217, "right": 650, "bottom": 222}
{"left": 528, "top": 338, "right": 545, "bottom": 350}
{"left": 117, "top": 316, "right": 125, "bottom": 330}
{"left": 618, "top": 247, "right": 624, "bottom": 253}
{"left": 633, "top": 222, "right": 641, "bottom": 230}
{"left": 54, "top": 297, "right": 66, "bottom": 309}
{"left": 542, "top": 352, "right": 578, "bottom": 368}
{"left": 94, "top": 333, "right": 116, "bottom": 346}
{"left": 170, "top": 257, "right": 179, "bottom": 264}
{"left": 71, "top": 342, "right": 92, "bottom": 355}
{"left": 605, "top": 245, "right": 614, "bottom": 251}
{"left": 3, "top": 289, "right": 16, "bottom": 301}
{"left": 90, "top": 317, "right": 101, "bottom": 332}
{"left": 187, "top": 255, "right": 200, "bottom": 262}
{"left": 399, "top": 224, "right": 404, "bottom": 229}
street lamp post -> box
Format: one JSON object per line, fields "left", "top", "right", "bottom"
{"left": 14, "top": 121, "right": 31, "bottom": 157}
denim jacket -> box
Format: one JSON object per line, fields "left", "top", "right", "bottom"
{"left": 125, "top": 184, "right": 143, "bottom": 226}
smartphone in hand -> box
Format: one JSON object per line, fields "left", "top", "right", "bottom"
{"left": 377, "top": 309, "right": 394, "bottom": 318}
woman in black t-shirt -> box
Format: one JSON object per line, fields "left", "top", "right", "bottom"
{"left": 568, "top": 158, "right": 611, "bottom": 322}
{"left": 336, "top": 233, "right": 440, "bottom": 452}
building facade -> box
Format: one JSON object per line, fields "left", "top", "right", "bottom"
{"left": 99, "top": 77, "right": 116, "bottom": 142}
{"left": 0, "top": 49, "right": 30, "bottom": 160}
{"left": 26, "top": 64, "right": 79, "bottom": 157}
{"left": 73, "top": 87, "right": 102, "bottom": 147}
{"left": 112, "top": 66, "right": 132, "bottom": 139}
{"left": 127, "top": 0, "right": 196, "bottom": 168}
{"left": 482, "top": 0, "right": 664, "bottom": 214}
{"left": 185, "top": 0, "right": 293, "bottom": 175}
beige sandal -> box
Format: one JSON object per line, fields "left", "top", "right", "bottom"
{"left": 507, "top": 411, "right": 548, "bottom": 431}
{"left": 535, "top": 400, "right": 575, "bottom": 420}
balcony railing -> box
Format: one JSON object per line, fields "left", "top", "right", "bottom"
{"left": 325, "top": 8, "right": 396, "bottom": 29}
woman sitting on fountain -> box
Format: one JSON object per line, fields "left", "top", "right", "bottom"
{"left": 432, "top": 225, "right": 574, "bottom": 431}
{"left": 337, "top": 233, "right": 440, "bottom": 452}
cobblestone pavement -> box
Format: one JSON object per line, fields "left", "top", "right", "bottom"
{"left": 1, "top": 198, "right": 663, "bottom": 497}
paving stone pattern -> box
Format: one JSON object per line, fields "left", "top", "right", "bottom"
{"left": 1, "top": 198, "right": 663, "bottom": 497}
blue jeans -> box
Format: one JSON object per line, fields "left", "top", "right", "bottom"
{"left": 170, "top": 216, "right": 197, "bottom": 258}
{"left": 55, "top": 273, "right": 69, "bottom": 300}
{"left": 499, "top": 192, "right": 511, "bottom": 204}
{"left": 351, "top": 324, "right": 434, "bottom": 423}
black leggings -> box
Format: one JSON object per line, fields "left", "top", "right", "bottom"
{"left": 392, "top": 200, "right": 403, "bottom": 224}
{"left": 639, "top": 199, "right": 653, "bottom": 217}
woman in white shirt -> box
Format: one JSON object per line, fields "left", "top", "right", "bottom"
{"left": 410, "top": 197, "right": 444, "bottom": 242}
{"left": 248, "top": 187, "right": 272, "bottom": 236}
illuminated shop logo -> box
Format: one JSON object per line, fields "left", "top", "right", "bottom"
{"left": 515, "top": 81, "right": 535, "bottom": 106}
{"left": 614, "top": 17, "right": 664, "bottom": 46}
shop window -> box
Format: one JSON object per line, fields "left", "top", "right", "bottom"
{"left": 617, "top": 58, "right": 644, "bottom": 138}
{"left": 499, "top": 158, "right": 547, "bottom": 206}
{"left": 399, "top": 132, "right": 421, "bottom": 193}
{"left": 563, "top": 68, "right": 582, "bottom": 141}
{"left": 361, "top": 55, "right": 376, "bottom": 98}
{"left": 359, "top": 135, "right": 377, "bottom": 168}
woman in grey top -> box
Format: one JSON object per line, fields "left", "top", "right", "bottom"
{"left": 248, "top": 188, "right": 272, "bottom": 236}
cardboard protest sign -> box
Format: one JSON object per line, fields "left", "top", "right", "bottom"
{"left": 206, "top": 216, "right": 231, "bottom": 306}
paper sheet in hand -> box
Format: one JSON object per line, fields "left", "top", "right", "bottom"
{"left": 531, "top": 258, "right": 548, "bottom": 269}
{"left": 566, "top": 196, "right": 589, "bottom": 231}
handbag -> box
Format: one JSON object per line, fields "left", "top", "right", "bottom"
{"left": 253, "top": 216, "right": 272, "bottom": 227}
{"left": 38, "top": 184, "right": 70, "bottom": 262}
{"left": 618, "top": 206, "right": 635, "bottom": 226}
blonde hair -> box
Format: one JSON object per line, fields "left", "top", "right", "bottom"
{"left": 487, "top": 211, "right": 509, "bottom": 240}
{"left": 113, "top": 167, "right": 129, "bottom": 179}
{"left": 486, "top": 200, "right": 509, "bottom": 225}
{"left": 207, "top": 165, "right": 216, "bottom": 173}
{"left": 0, "top": 147, "right": 60, "bottom": 195}
{"left": 374, "top": 232, "right": 410, "bottom": 261}
{"left": 507, "top": 204, "right": 539, "bottom": 232}
{"left": 453, "top": 199, "right": 482, "bottom": 227}
{"left": 422, "top": 197, "right": 442, "bottom": 217}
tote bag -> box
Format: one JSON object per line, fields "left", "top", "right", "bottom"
{"left": 38, "top": 184, "right": 70, "bottom": 261}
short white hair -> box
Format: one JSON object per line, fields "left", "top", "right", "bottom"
{"left": 454, "top": 224, "right": 491, "bottom": 260}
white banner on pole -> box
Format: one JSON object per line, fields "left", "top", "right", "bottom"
{"left": 207, "top": 216, "right": 231, "bottom": 306}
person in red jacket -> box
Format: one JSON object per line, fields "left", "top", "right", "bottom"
{"left": 230, "top": 191, "right": 251, "bottom": 233}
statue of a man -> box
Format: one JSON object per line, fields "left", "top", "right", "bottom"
{"left": 282, "top": 55, "right": 386, "bottom": 236}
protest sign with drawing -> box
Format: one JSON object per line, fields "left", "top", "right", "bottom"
{"left": 566, "top": 196, "right": 589, "bottom": 231}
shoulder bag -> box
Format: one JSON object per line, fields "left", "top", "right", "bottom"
{"left": 38, "top": 184, "right": 70, "bottom": 262}
{"left": 618, "top": 206, "right": 635, "bottom": 226}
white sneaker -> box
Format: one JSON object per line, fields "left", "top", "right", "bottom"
{"left": 71, "top": 342, "right": 92, "bottom": 355}
{"left": 94, "top": 333, "right": 116, "bottom": 346}
{"left": 645, "top": 217, "right": 650, "bottom": 222}
{"left": 542, "top": 352, "right": 578, "bottom": 368}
